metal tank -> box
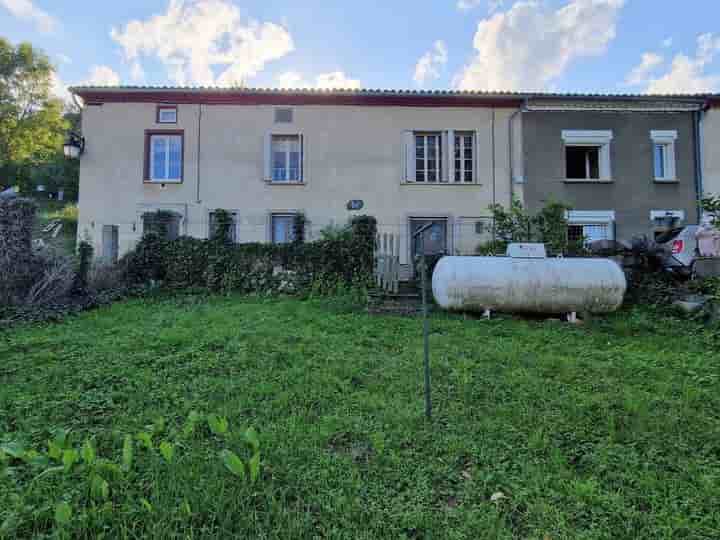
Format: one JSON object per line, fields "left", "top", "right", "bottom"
{"left": 432, "top": 256, "right": 626, "bottom": 315}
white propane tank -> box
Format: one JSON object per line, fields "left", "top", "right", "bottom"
{"left": 432, "top": 256, "right": 627, "bottom": 315}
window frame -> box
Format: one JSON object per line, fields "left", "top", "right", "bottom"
{"left": 270, "top": 212, "right": 298, "bottom": 244}
{"left": 156, "top": 105, "right": 178, "bottom": 124}
{"left": 266, "top": 134, "right": 304, "bottom": 184}
{"left": 144, "top": 130, "right": 184, "bottom": 184}
{"left": 561, "top": 130, "right": 613, "bottom": 182}
{"left": 414, "top": 131, "right": 443, "bottom": 183}
{"left": 650, "top": 130, "right": 678, "bottom": 182}
{"left": 565, "top": 210, "right": 615, "bottom": 246}
{"left": 208, "top": 210, "right": 240, "bottom": 243}
{"left": 453, "top": 131, "right": 476, "bottom": 183}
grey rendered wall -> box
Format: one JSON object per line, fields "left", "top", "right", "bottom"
{"left": 522, "top": 111, "right": 699, "bottom": 241}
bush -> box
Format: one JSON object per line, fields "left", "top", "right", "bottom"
{"left": 0, "top": 197, "right": 37, "bottom": 305}
{"left": 120, "top": 213, "right": 378, "bottom": 297}
{"left": 24, "top": 247, "right": 76, "bottom": 307}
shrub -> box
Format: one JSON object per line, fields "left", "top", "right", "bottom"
{"left": 24, "top": 247, "right": 76, "bottom": 307}
{"left": 0, "top": 197, "right": 37, "bottom": 305}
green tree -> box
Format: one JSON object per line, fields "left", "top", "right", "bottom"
{"left": 0, "top": 37, "right": 68, "bottom": 193}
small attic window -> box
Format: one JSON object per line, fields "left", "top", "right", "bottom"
{"left": 274, "top": 108, "right": 293, "bottom": 123}
{"left": 157, "top": 106, "right": 177, "bottom": 124}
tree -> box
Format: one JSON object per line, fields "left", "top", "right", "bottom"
{"left": 0, "top": 37, "right": 68, "bottom": 193}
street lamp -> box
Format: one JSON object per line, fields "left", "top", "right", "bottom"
{"left": 63, "top": 132, "right": 85, "bottom": 159}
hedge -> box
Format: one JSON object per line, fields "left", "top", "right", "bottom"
{"left": 120, "top": 214, "right": 378, "bottom": 295}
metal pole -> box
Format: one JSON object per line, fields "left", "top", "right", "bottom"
{"left": 421, "top": 247, "right": 431, "bottom": 419}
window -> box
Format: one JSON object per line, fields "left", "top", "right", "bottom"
{"left": 145, "top": 131, "right": 183, "bottom": 182}
{"left": 651, "top": 130, "right": 677, "bottom": 181}
{"left": 157, "top": 106, "right": 177, "bottom": 124}
{"left": 566, "top": 210, "right": 615, "bottom": 246}
{"left": 271, "top": 214, "right": 296, "bottom": 244}
{"left": 274, "top": 108, "right": 293, "bottom": 123}
{"left": 142, "top": 211, "right": 181, "bottom": 240}
{"left": 268, "top": 135, "right": 302, "bottom": 182}
{"left": 566, "top": 146, "right": 599, "bottom": 179}
{"left": 404, "top": 130, "right": 477, "bottom": 184}
{"left": 415, "top": 132, "right": 443, "bottom": 182}
{"left": 209, "top": 211, "right": 238, "bottom": 243}
{"left": 561, "top": 130, "right": 612, "bottom": 181}
{"left": 454, "top": 132, "right": 475, "bottom": 183}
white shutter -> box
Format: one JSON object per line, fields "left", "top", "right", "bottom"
{"left": 667, "top": 141, "right": 677, "bottom": 180}
{"left": 264, "top": 134, "right": 272, "bottom": 181}
{"left": 404, "top": 131, "right": 415, "bottom": 182}
{"left": 299, "top": 134, "right": 305, "bottom": 182}
{"left": 446, "top": 130, "right": 455, "bottom": 183}
{"left": 475, "top": 130, "right": 482, "bottom": 183}
{"left": 599, "top": 143, "right": 611, "bottom": 181}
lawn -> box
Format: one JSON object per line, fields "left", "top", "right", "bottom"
{"left": 1, "top": 294, "right": 719, "bottom": 539}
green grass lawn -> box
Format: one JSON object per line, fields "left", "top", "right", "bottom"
{"left": 1, "top": 295, "right": 719, "bottom": 539}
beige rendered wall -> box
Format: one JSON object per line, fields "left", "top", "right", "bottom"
{"left": 703, "top": 108, "right": 720, "bottom": 198}
{"left": 78, "top": 102, "right": 518, "bottom": 264}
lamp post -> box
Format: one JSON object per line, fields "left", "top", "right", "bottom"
{"left": 63, "top": 132, "right": 85, "bottom": 159}
{"left": 413, "top": 222, "right": 434, "bottom": 420}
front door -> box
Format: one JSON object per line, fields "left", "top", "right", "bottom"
{"left": 410, "top": 218, "right": 448, "bottom": 274}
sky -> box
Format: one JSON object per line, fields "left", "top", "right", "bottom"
{"left": 2, "top": 0, "right": 720, "bottom": 101}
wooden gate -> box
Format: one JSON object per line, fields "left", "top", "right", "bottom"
{"left": 375, "top": 233, "right": 400, "bottom": 293}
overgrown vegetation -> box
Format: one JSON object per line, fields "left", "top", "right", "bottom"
{"left": 1, "top": 295, "right": 718, "bottom": 538}
{"left": 476, "top": 197, "right": 584, "bottom": 256}
{"left": 121, "top": 211, "right": 377, "bottom": 296}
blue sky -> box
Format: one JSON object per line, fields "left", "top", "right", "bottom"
{"left": 2, "top": 0, "right": 720, "bottom": 96}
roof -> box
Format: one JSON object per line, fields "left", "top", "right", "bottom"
{"left": 68, "top": 86, "right": 713, "bottom": 110}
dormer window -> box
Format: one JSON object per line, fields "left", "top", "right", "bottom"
{"left": 157, "top": 105, "right": 178, "bottom": 124}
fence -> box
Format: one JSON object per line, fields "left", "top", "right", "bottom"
{"left": 375, "top": 232, "right": 400, "bottom": 293}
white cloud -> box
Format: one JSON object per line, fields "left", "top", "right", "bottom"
{"left": 413, "top": 40, "right": 448, "bottom": 86}
{"left": 624, "top": 52, "right": 663, "bottom": 86}
{"left": 454, "top": 0, "right": 625, "bottom": 91}
{"left": 110, "top": 0, "right": 294, "bottom": 87}
{"left": 457, "top": 0, "right": 504, "bottom": 12}
{"left": 0, "top": 0, "right": 56, "bottom": 32}
{"left": 130, "top": 61, "right": 145, "bottom": 83}
{"left": 627, "top": 33, "right": 720, "bottom": 94}
{"left": 275, "top": 70, "right": 361, "bottom": 89}
{"left": 84, "top": 65, "right": 122, "bottom": 87}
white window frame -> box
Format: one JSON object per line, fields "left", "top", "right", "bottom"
{"left": 414, "top": 132, "right": 443, "bottom": 183}
{"left": 562, "top": 130, "right": 613, "bottom": 181}
{"left": 270, "top": 212, "right": 297, "bottom": 244}
{"left": 149, "top": 134, "right": 183, "bottom": 182}
{"left": 566, "top": 210, "right": 615, "bottom": 245}
{"left": 404, "top": 130, "right": 479, "bottom": 184}
{"left": 650, "top": 130, "right": 678, "bottom": 182}
{"left": 453, "top": 131, "right": 476, "bottom": 183}
{"left": 157, "top": 106, "right": 177, "bottom": 124}
{"left": 208, "top": 210, "right": 240, "bottom": 243}
{"left": 265, "top": 134, "right": 304, "bottom": 183}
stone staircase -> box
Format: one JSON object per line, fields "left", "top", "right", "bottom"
{"left": 368, "top": 280, "right": 424, "bottom": 315}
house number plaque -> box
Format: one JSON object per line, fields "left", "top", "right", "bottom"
{"left": 347, "top": 200, "right": 364, "bottom": 211}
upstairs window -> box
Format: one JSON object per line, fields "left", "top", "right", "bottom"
{"left": 145, "top": 131, "right": 183, "bottom": 183}
{"left": 651, "top": 130, "right": 678, "bottom": 181}
{"left": 562, "top": 130, "right": 612, "bottom": 181}
{"left": 454, "top": 132, "right": 475, "bottom": 183}
{"left": 266, "top": 134, "right": 303, "bottom": 183}
{"left": 157, "top": 106, "right": 177, "bottom": 124}
{"left": 405, "top": 130, "right": 477, "bottom": 183}
{"left": 415, "top": 132, "right": 443, "bottom": 183}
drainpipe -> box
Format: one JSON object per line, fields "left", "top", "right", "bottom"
{"left": 491, "top": 108, "right": 496, "bottom": 209}
{"left": 508, "top": 100, "right": 526, "bottom": 204}
{"left": 196, "top": 103, "right": 203, "bottom": 204}
{"left": 694, "top": 107, "right": 706, "bottom": 223}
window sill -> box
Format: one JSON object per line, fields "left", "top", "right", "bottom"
{"left": 144, "top": 180, "right": 183, "bottom": 185}
{"left": 654, "top": 179, "right": 679, "bottom": 184}
{"left": 265, "top": 180, "right": 306, "bottom": 186}
{"left": 563, "top": 179, "right": 614, "bottom": 184}
{"left": 401, "top": 181, "right": 482, "bottom": 186}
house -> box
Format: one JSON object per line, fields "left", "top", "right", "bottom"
{"left": 519, "top": 95, "right": 706, "bottom": 244}
{"left": 69, "top": 86, "right": 710, "bottom": 269}
{"left": 70, "top": 87, "right": 523, "bottom": 274}
{"left": 702, "top": 98, "right": 720, "bottom": 200}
